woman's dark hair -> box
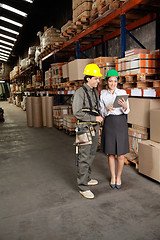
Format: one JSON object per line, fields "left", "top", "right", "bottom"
{"left": 84, "top": 75, "right": 93, "bottom": 82}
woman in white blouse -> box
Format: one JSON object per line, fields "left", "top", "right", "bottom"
{"left": 100, "top": 69, "right": 130, "bottom": 189}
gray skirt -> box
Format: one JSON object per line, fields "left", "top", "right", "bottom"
{"left": 101, "top": 114, "right": 129, "bottom": 156}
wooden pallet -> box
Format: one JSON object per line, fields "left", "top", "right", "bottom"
{"left": 129, "top": 124, "right": 149, "bottom": 133}
{"left": 61, "top": 22, "right": 83, "bottom": 38}
{"left": 125, "top": 73, "right": 160, "bottom": 82}
{"left": 124, "top": 152, "right": 138, "bottom": 170}
{"left": 74, "top": 15, "right": 90, "bottom": 32}
{"left": 65, "top": 129, "right": 75, "bottom": 136}
{"left": 54, "top": 125, "right": 63, "bottom": 130}
{"left": 53, "top": 80, "right": 84, "bottom": 91}
{"left": 123, "top": 73, "right": 160, "bottom": 89}
{"left": 123, "top": 81, "right": 160, "bottom": 89}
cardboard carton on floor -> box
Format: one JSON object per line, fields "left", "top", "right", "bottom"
{"left": 139, "top": 140, "right": 160, "bottom": 182}
{"left": 68, "top": 59, "right": 93, "bottom": 81}
{"left": 128, "top": 98, "right": 160, "bottom": 128}
{"left": 150, "top": 109, "right": 160, "bottom": 143}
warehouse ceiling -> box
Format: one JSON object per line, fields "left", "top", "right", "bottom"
{"left": 0, "top": 0, "right": 72, "bottom": 64}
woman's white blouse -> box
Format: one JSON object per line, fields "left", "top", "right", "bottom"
{"left": 100, "top": 88, "right": 130, "bottom": 117}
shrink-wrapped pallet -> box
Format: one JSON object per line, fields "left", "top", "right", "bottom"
{"left": 41, "top": 27, "right": 63, "bottom": 50}
{"left": 116, "top": 53, "right": 160, "bottom": 76}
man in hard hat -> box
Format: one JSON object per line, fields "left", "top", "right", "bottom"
{"left": 72, "top": 63, "right": 103, "bottom": 199}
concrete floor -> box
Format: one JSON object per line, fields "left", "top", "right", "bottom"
{"left": 0, "top": 101, "right": 160, "bottom": 240}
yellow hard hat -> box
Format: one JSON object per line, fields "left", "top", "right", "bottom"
{"left": 83, "top": 63, "right": 102, "bottom": 77}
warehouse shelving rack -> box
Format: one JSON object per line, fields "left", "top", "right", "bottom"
{"left": 38, "top": 0, "right": 160, "bottom": 97}
{"left": 10, "top": 0, "right": 160, "bottom": 98}
{"left": 41, "top": 0, "right": 160, "bottom": 61}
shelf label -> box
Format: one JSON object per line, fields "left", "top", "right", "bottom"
{"left": 143, "top": 89, "right": 156, "bottom": 97}
{"left": 131, "top": 88, "right": 142, "bottom": 96}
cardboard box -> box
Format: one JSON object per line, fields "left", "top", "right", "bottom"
{"left": 62, "top": 63, "right": 69, "bottom": 78}
{"left": 128, "top": 98, "right": 160, "bottom": 128}
{"left": 94, "top": 57, "right": 115, "bottom": 64}
{"left": 150, "top": 109, "right": 160, "bottom": 143}
{"left": 68, "top": 59, "right": 93, "bottom": 81}
{"left": 139, "top": 140, "right": 160, "bottom": 182}
{"left": 128, "top": 127, "right": 148, "bottom": 154}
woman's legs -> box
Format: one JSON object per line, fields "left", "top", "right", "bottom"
{"left": 116, "top": 155, "right": 124, "bottom": 185}
{"left": 108, "top": 154, "right": 116, "bottom": 184}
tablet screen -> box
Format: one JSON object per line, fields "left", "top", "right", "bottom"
{"left": 113, "top": 95, "right": 128, "bottom": 108}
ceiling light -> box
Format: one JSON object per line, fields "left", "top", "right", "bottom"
{"left": 0, "top": 4, "right": 27, "bottom": 17}
{"left": 0, "top": 52, "right": 10, "bottom": 57}
{"left": 0, "top": 40, "right": 14, "bottom": 46}
{"left": 0, "top": 55, "right": 8, "bottom": 60}
{"left": 0, "top": 49, "right": 11, "bottom": 54}
{"left": 0, "top": 26, "right": 19, "bottom": 35}
{"left": 0, "top": 17, "right": 23, "bottom": 27}
{"left": 0, "top": 53, "right": 8, "bottom": 57}
{"left": 24, "top": 0, "right": 33, "bottom": 3}
{"left": 0, "top": 58, "right": 7, "bottom": 62}
{"left": 0, "top": 45, "right": 12, "bottom": 51}
{"left": 0, "top": 34, "right": 17, "bottom": 41}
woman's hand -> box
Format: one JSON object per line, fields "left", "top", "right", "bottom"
{"left": 106, "top": 105, "right": 114, "bottom": 113}
{"left": 118, "top": 98, "right": 127, "bottom": 111}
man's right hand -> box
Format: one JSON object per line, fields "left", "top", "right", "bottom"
{"left": 96, "top": 116, "right": 103, "bottom": 123}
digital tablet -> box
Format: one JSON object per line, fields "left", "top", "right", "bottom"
{"left": 113, "top": 95, "right": 129, "bottom": 108}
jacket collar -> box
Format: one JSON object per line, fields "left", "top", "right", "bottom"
{"left": 84, "top": 83, "right": 94, "bottom": 91}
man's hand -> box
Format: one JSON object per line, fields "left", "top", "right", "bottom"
{"left": 96, "top": 116, "right": 103, "bottom": 123}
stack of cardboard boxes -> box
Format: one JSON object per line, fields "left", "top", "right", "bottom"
{"left": 40, "top": 27, "right": 63, "bottom": 51}
{"left": 32, "top": 70, "right": 43, "bottom": 87}
{"left": 53, "top": 105, "right": 73, "bottom": 129}
{"left": 139, "top": 108, "right": 160, "bottom": 182}
{"left": 51, "top": 63, "right": 65, "bottom": 85}
{"left": 127, "top": 97, "right": 160, "bottom": 182}
{"left": 63, "top": 115, "right": 77, "bottom": 133}
{"left": 94, "top": 56, "right": 115, "bottom": 79}
{"left": 45, "top": 68, "right": 52, "bottom": 87}
{"left": 116, "top": 49, "right": 160, "bottom": 76}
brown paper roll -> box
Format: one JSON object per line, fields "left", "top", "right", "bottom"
{"left": 46, "top": 96, "right": 53, "bottom": 128}
{"left": 32, "top": 97, "right": 42, "bottom": 128}
{"left": 26, "top": 97, "right": 33, "bottom": 127}
{"left": 41, "top": 96, "right": 47, "bottom": 127}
